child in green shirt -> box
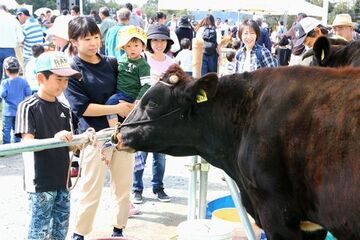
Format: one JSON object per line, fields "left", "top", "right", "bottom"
{"left": 102, "top": 25, "right": 150, "bottom": 162}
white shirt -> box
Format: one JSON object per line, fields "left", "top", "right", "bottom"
{"left": 145, "top": 52, "right": 175, "bottom": 85}
{"left": 243, "top": 50, "right": 252, "bottom": 72}
{"left": 175, "top": 49, "right": 192, "bottom": 72}
{"left": 0, "top": 10, "right": 24, "bottom": 48}
{"left": 170, "top": 30, "right": 180, "bottom": 53}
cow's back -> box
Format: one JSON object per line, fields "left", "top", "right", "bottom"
{"left": 248, "top": 66, "right": 360, "bottom": 235}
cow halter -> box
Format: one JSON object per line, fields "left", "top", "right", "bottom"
{"left": 119, "top": 81, "right": 184, "bottom": 128}
{"left": 119, "top": 107, "right": 183, "bottom": 128}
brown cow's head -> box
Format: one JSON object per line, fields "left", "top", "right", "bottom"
{"left": 305, "top": 36, "right": 360, "bottom": 67}
{"left": 118, "top": 64, "right": 218, "bottom": 155}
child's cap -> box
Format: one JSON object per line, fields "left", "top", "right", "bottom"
{"left": 35, "top": 51, "right": 81, "bottom": 79}
{"left": 116, "top": 26, "right": 147, "bottom": 50}
{"left": 3, "top": 57, "right": 20, "bottom": 70}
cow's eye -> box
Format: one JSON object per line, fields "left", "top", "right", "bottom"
{"left": 147, "top": 100, "right": 158, "bottom": 109}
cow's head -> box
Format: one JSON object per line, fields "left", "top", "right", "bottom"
{"left": 118, "top": 64, "right": 218, "bottom": 155}
{"left": 304, "top": 36, "right": 350, "bottom": 67}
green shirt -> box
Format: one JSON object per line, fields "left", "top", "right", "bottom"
{"left": 117, "top": 56, "right": 151, "bottom": 100}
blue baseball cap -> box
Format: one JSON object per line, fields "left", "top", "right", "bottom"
{"left": 16, "top": 8, "right": 30, "bottom": 16}
{"left": 35, "top": 51, "right": 81, "bottom": 79}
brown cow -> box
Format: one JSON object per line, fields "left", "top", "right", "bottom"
{"left": 304, "top": 36, "right": 360, "bottom": 67}
{"left": 118, "top": 64, "right": 360, "bottom": 240}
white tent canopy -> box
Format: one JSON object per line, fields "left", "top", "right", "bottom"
{"left": 0, "top": 0, "right": 19, "bottom": 9}
{"left": 158, "top": 0, "right": 323, "bottom": 17}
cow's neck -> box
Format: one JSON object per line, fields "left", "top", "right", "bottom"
{"left": 193, "top": 76, "right": 257, "bottom": 178}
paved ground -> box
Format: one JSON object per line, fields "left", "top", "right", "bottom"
{"left": 0, "top": 153, "right": 229, "bottom": 240}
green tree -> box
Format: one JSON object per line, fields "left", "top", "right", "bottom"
{"left": 17, "top": 0, "right": 56, "bottom": 13}
{"left": 142, "top": 0, "right": 158, "bottom": 21}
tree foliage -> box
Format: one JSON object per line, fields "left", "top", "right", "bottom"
{"left": 307, "top": 0, "right": 359, "bottom": 24}
{"left": 17, "top": 0, "right": 56, "bottom": 13}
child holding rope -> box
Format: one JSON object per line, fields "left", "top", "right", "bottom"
{"left": 15, "top": 51, "right": 81, "bottom": 240}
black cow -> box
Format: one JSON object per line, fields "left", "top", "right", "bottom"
{"left": 118, "top": 65, "right": 360, "bottom": 240}
{"left": 305, "top": 36, "right": 360, "bottom": 67}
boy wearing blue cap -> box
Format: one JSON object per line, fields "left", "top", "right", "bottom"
{"left": 15, "top": 51, "right": 81, "bottom": 240}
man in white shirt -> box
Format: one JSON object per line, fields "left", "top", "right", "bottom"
{"left": 0, "top": 5, "right": 24, "bottom": 80}
{"left": 16, "top": 7, "right": 44, "bottom": 70}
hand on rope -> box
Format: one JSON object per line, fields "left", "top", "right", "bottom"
{"left": 66, "top": 127, "right": 97, "bottom": 191}
{"left": 54, "top": 130, "right": 77, "bottom": 152}
{"left": 84, "top": 127, "right": 98, "bottom": 147}
{"left": 111, "top": 122, "right": 121, "bottom": 145}
{"left": 54, "top": 130, "right": 73, "bottom": 142}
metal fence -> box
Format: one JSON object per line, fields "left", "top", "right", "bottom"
{"left": 0, "top": 128, "right": 114, "bottom": 156}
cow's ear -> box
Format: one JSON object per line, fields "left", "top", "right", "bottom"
{"left": 192, "top": 72, "right": 218, "bottom": 103}
{"left": 313, "top": 36, "right": 330, "bottom": 66}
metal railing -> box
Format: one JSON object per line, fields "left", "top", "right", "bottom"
{"left": 0, "top": 128, "right": 258, "bottom": 240}
{"left": 0, "top": 128, "right": 115, "bottom": 156}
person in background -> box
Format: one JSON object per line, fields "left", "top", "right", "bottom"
{"left": 105, "top": 8, "right": 131, "bottom": 61}
{"left": 16, "top": 7, "right": 44, "bottom": 71}
{"left": 125, "top": 2, "right": 145, "bottom": 29}
{"left": 293, "top": 17, "right": 328, "bottom": 51}
{"left": 175, "top": 38, "right": 192, "bottom": 76}
{"left": 291, "top": 17, "right": 329, "bottom": 65}
{"left": 89, "top": 9, "right": 101, "bottom": 24}
{"left": 64, "top": 16, "right": 134, "bottom": 240}
{"left": 195, "top": 14, "right": 221, "bottom": 75}
{"left": 0, "top": 5, "right": 24, "bottom": 80}
{"left": 221, "top": 19, "right": 231, "bottom": 36}
{"left": 332, "top": 13, "right": 360, "bottom": 41}
{"left": 132, "top": 23, "right": 174, "bottom": 204}
{"left": 42, "top": 10, "right": 53, "bottom": 29}
{"left": 280, "top": 12, "right": 308, "bottom": 65}
{"left": 167, "top": 14, "right": 177, "bottom": 31}
{"left": 215, "top": 17, "right": 222, "bottom": 32}
{"left": 231, "top": 39, "right": 241, "bottom": 51}
{"left": 15, "top": 51, "right": 81, "bottom": 240}
{"left": 175, "top": 16, "right": 194, "bottom": 49}
{"left": 235, "top": 19, "right": 278, "bottom": 73}
{"left": 62, "top": 9, "right": 69, "bottom": 16}
{"left": 99, "top": 7, "right": 116, "bottom": 55}
{"left": 154, "top": 12, "right": 180, "bottom": 56}
{"left": 46, "top": 15, "right": 74, "bottom": 56}
{"left": 277, "top": 20, "right": 287, "bottom": 40}
{"left": 70, "top": 5, "right": 80, "bottom": 17}
{"left": 24, "top": 44, "right": 45, "bottom": 93}
{"left": 255, "top": 17, "right": 272, "bottom": 51}
{"left": 0, "top": 57, "right": 31, "bottom": 144}
{"left": 220, "top": 50, "right": 236, "bottom": 76}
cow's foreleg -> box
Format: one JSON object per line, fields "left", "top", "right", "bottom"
{"left": 255, "top": 194, "right": 303, "bottom": 240}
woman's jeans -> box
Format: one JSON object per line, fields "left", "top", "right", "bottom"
{"left": 132, "top": 152, "right": 166, "bottom": 193}
{"left": 201, "top": 53, "right": 218, "bottom": 76}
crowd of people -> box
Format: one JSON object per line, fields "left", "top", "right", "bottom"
{"left": 0, "top": 2, "right": 359, "bottom": 239}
